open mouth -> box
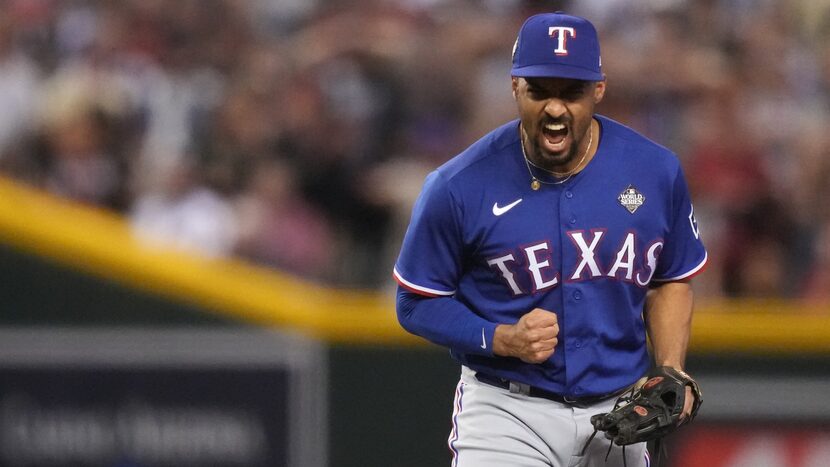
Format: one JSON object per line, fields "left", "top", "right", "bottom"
{"left": 542, "top": 122, "right": 569, "bottom": 153}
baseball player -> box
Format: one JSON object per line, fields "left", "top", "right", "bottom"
{"left": 393, "top": 12, "right": 707, "bottom": 467}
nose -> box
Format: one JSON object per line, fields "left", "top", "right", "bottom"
{"left": 544, "top": 98, "right": 568, "bottom": 119}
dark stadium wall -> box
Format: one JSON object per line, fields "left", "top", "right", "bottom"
{"left": 0, "top": 243, "right": 459, "bottom": 467}
{"left": 328, "top": 345, "right": 460, "bottom": 467}
{"left": 0, "top": 243, "right": 230, "bottom": 326}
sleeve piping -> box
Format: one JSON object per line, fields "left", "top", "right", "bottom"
{"left": 651, "top": 252, "right": 708, "bottom": 283}
{"left": 393, "top": 267, "right": 456, "bottom": 297}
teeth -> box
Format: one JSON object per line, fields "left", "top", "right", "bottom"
{"left": 545, "top": 123, "right": 566, "bottom": 131}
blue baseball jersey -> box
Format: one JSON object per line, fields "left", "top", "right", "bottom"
{"left": 394, "top": 115, "right": 707, "bottom": 398}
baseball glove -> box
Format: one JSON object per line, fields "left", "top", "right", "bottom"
{"left": 589, "top": 366, "right": 702, "bottom": 446}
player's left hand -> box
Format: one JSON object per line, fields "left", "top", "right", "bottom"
{"left": 589, "top": 366, "right": 702, "bottom": 446}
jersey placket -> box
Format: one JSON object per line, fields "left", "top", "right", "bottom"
{"left": 557, "top": 183, "right": 588, "bottom": 398}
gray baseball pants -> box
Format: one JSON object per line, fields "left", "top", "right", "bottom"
{"left": 448, "top": 366, "right": 649, "bottom": 467}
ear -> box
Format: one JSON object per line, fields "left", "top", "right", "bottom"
{"left": 593, "top": 79, "right": 607, "bottom": 104}
{"left": 511, "top": 77, "right": 519, "bottom": 100}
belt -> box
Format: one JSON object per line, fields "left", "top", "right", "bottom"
{"left": 474, "top": 372, "right": 623, "bottom": 407}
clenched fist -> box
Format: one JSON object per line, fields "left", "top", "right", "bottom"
{"left": 493, "top": 308, "right": 559, "bottom": 363}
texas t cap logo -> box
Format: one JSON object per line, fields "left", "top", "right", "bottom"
{"left": 549, "top": 26, "right": 575, "bottom": 55}
{"left": 511, "top": 12, "right": 602, "bottom": 81}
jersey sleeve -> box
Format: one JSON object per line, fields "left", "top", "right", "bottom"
{"left": 393, "top": 170, "right": 463, "bottom": 296}
{"left": 396, "top": 287, "right": 498, "bottom": 356}
{"left": 652, "top": 165, "right": 708, "bottom": 282}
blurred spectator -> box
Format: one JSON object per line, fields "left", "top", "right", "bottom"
{"left": 802, "top": 220, "right": 830, "bottom": 303}
{"left": 130, "top": 156, "right": 238, "bottom": 258}
{"left": 0, "top": 0, "right": 827, "bottom": 298}
{"left": 36, "top": 63, "right": 132, "bottom": 209}
{"left": 0, "top": 11, "right": 39, "bottom": 159}
{"left": 234, "top": 158, "right": 335, "bottom": 280}
{"left": 719, "top": 196, "right": 795, "bottom": 298}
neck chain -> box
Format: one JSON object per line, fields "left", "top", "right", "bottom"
{"left": 521, "top": 124, "right": 593, "bottom": 190}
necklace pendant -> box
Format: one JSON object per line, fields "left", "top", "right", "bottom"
{"left": 531, "top": 179, "right": 541, "bottom": 191}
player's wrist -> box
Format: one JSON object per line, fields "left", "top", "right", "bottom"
{"left": 652, "top": 358, "right": 685, "bottom": 371}
{"left": 492, "top": 323, "right": 515, "bottom": 357}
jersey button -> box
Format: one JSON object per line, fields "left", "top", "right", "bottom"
{"left": 569, "top": 216, "right": 577, "bottom": 224}
{"left": 573, "top": 290, "right": 582, "bottom": 300}
{"left": 565, "top": 191, "right": 573, "bottom": 199}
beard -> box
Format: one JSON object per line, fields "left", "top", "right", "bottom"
{"left": 522, "top": 121, "right": 584, "bottom": 173}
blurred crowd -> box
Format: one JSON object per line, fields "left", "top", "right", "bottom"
{"left": 0, "top": 0, "right": 829, "bottom": 300}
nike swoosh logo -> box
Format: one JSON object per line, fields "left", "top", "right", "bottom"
{"left": 480, "top": 328, "right": 487, "bottom": 350}
{"left": 492, "top": 198, "right": 523, "bottom": 216}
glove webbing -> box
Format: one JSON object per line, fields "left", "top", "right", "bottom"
{"left": 580, "top": 384, "right": 638, "bottom": 467}
{"left": 579, "top": 384, "right": 675, "bottom": 467}
{"left": 581, "top": 366, "right": 701, "bottom": 466}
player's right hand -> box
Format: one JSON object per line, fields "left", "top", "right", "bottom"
{"left": 493, "top": 308, "right": 559, "bottom": 363}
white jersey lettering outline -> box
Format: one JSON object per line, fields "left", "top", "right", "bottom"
{"left": 524, "top": 242, "right": 559, "bottom": 291}
{"left": 635, "top": 241, "right": 663, "bottom": 286}
{"left": 568, "top": 230, "right": 605, "bottom": 280}
{"left": 487, "top": 254, "right": 524, "bottom": 295}
{"left": 607, "top": 232, "right": 637, "bottom": 281}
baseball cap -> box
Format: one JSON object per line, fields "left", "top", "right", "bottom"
{"left": 511, "top": 12, "right": 603, "bottom": 81}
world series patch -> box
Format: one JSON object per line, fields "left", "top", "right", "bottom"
{"left": 618, "top": 185, "right": 645, "bottom": 213}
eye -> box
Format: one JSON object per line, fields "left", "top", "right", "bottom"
{"left": 561, "top": 86, "right": 586, "bottom": 101}
{"left": 526, "top": 86, "right": 547, "bottom": 99}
